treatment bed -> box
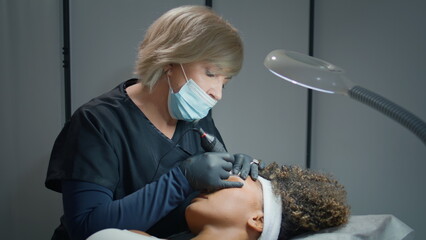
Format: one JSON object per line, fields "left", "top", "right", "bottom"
{"left": 87, "top": 214, "right": 414, "bottom": 240}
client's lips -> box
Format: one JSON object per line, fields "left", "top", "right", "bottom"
{"left": 191, "top": 194, "right": 208, "bottom": 203}
{"left": 197, "top": 194, "right": 208, "bottom": 199}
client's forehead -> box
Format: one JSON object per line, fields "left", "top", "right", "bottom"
{"left": 253, "top": 178, "right": 263, "bottom": 208}
{"left": 228, "top": 175, "right": 263, "bottom": 206}
{"left": 228, "top": 175, "right": 262, "bottom": 188}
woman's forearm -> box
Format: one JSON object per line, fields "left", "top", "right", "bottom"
{"left": 62, "top": 167, "right": 192, "bottom": 240}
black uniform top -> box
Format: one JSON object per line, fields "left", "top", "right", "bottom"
{"left": 45, "top": 79, "right": 225, "bottom": 238}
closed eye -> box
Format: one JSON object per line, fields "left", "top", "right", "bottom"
{"left": 206, "top": 70, "right": 216, "bottom": 78}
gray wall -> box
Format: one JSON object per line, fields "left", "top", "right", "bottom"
{"left": 213, "top": 0, "right": 309, "bottom": 166}
{"left": 312, "top": 0, "right": 426, "bottom": 237}
{"left": 0, "top": 0, "right": 63, "bottom": 239}
{"left": 1, "top": 0, "right": 425, "bottom": 239}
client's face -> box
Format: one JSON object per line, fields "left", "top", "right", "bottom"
{"left": 185, "top": 176, "right": 263, "bottom": 234}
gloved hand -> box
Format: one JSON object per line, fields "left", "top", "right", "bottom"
{"left": 179, "top": 152, "right": 243, "bottom": 192}
{"left": 232, "top": 153, "right": 266, "bottom": 180}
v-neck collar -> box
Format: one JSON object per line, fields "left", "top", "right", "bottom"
{"left": 122, "top": 79, "right": 197, "bottom": 155}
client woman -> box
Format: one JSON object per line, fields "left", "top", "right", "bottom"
{"left": 87, "top": 163, "right": 350, "bottom": 240}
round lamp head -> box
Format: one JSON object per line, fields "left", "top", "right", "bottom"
{"left": 264, "top": 49, "right": 353, "bottom": 94}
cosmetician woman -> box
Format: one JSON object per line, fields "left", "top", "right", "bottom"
{"left": 45, "top": 5, "right": 263, "bottom": 240}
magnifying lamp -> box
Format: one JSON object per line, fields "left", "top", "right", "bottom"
{"left": 264, "top": 49, "right": 426, "bottom": 145}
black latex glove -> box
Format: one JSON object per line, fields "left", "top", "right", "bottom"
{"left": 232, "top": 153, "right": 266, "bottom": 180}
{"left": 179, "top": 152, "right": 243, "bottom": 192}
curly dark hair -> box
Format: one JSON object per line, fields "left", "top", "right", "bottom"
{"left": 259, "top": 162, "right": 350, "bottom": 239}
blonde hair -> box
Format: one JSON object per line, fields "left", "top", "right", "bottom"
{"left": 134, "top": 5, "right": 243, "bottom": 90}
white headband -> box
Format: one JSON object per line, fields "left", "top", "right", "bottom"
{"left": 258, "top": 176, "right": 282, "bottom": 240}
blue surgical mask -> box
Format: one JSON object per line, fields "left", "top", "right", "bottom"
{"left": 167, "top": 64, "right": 217, "bottom": 121}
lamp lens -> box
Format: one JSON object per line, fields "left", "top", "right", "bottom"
{"left": 286, "top": 51, "right": 343, "bottom": 72}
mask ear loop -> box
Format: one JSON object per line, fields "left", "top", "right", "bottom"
{"left": 180, "top": 64, "right": 189, "bottom": 82}
{"left": 166, "top": 71, "right": 174, "bottom": 93}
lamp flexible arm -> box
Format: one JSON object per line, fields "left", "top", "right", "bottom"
{"left": 348, "top": 86, "right": 426, "bottom": 145}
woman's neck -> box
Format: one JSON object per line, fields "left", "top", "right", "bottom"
{"left": 191, "top": 226, "right": 248, "bottom": 240}
{"left": 126, "top": 77, "right": 177, "bottom": 138}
